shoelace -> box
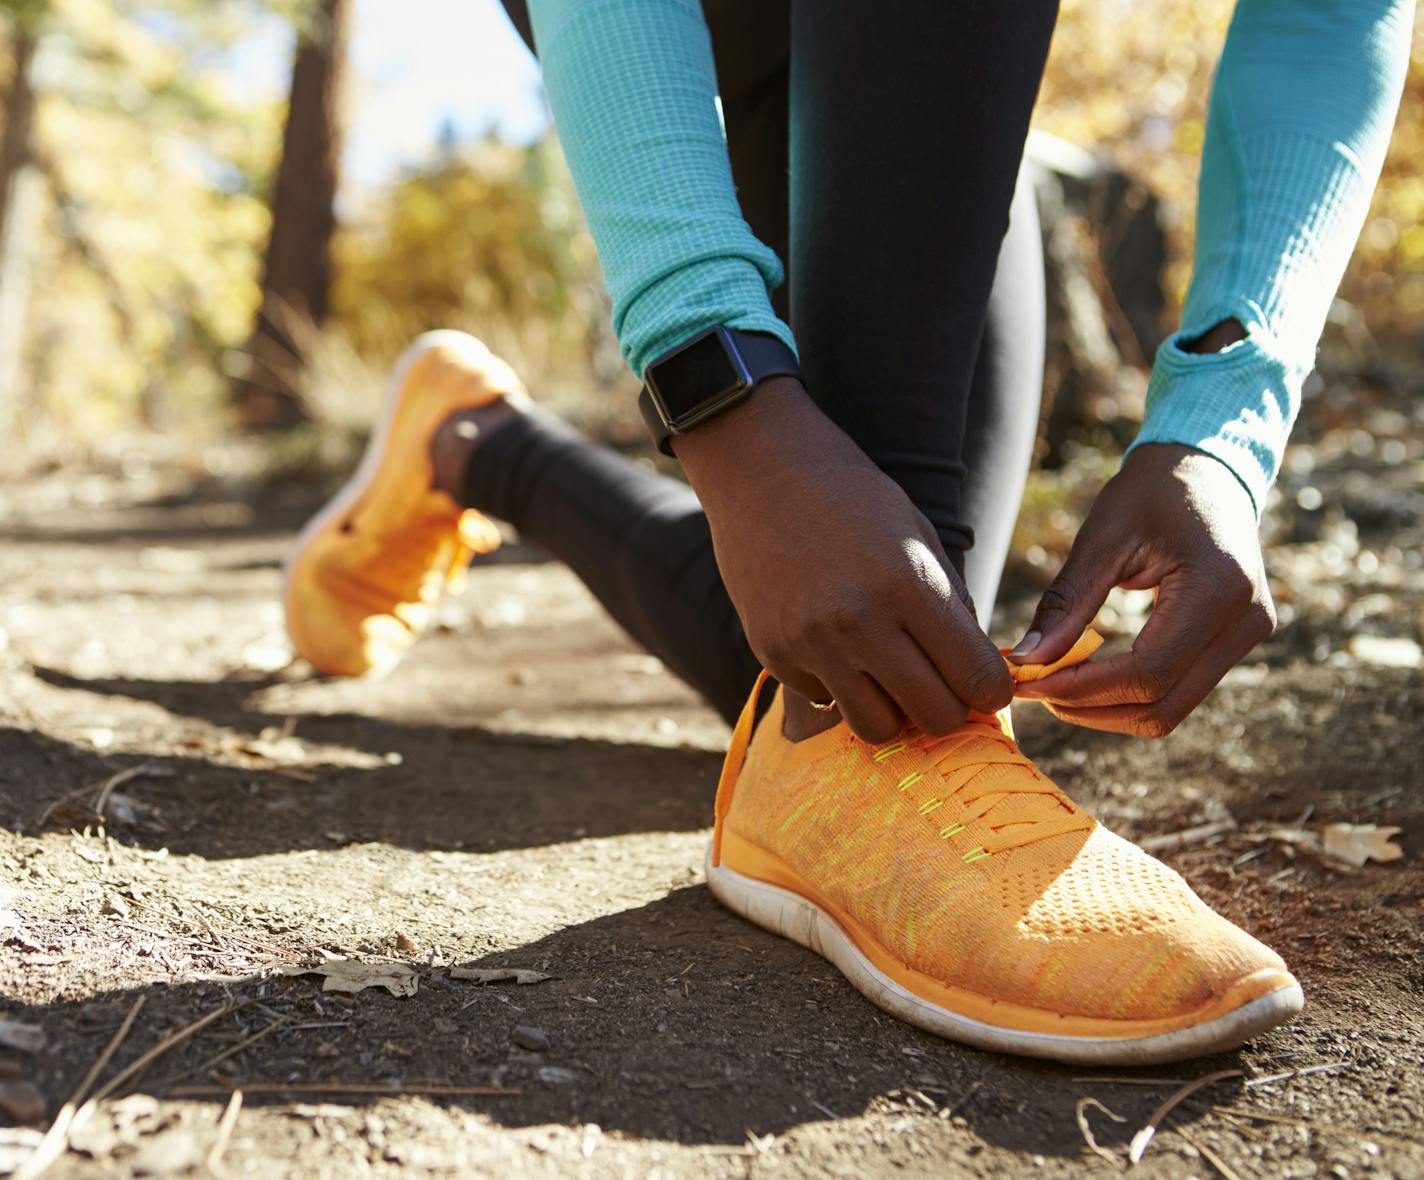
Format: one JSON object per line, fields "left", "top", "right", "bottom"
{"left": 912, "top": 724, "right": 1091, "bottom": 856}
{"left": 888, "top": 630, "right": 1108, "bottom": 857}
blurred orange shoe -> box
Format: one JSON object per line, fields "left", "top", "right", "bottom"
{"left": 284, "top": 331, "right": 519, "bottom": 677}
{"left": 708, "top": 636, "right": 1303, "bottom": 1064}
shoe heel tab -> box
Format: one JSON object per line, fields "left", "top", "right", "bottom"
{"left": 712, "top": 668, "right": 775, "bottom": 866}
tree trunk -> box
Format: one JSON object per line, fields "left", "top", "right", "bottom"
{"left": 0, "top": 25, "right": 42, "bottom": 433}
{"left": 233, "top": 0, "right": 350, "bottom": 430}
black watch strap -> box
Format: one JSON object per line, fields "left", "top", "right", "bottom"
{"left": 638, "top": 327, "right": 801, "bottom": 457}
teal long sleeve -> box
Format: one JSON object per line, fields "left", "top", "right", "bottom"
{"left": 1127, "top": 0, "right": 1413, "bottom": 513}
{"left": 528, "top": 0, "right": 1411, "bottom": 511}
{"left": 525, "top": 0, "right": 794, "bottom": 378}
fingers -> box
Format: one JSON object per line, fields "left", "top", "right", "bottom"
{"left": 1009, "top": 531, "right": 1126, "bottom": 669}
{"left": 1016, "top": 565, "right": 1221, "bottom": 709}
{"left": 898, "top": 552, "right": 1014, "bottom": 716}
{"left": 811, "top": 667, "right": 904, "bottom": 744}
{"left": 1020, "top": 559, "right": 1274, "bottom": 714}
{"left": 870, "top": 633, "right": 972, "bottom": 736}
{"left": 765, "top": 661, "right": 835, "bottom": 710}
{"left": 1041, "top": 598, "right": 1273, "bottom": 737}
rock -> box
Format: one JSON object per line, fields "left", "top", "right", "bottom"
{"left": 0, "top": 1081, "right": 45, "bottom": 1123}
{"left": 0, "top": 1020, "right": 45, "bottom": 1054}
{"left": 130, "top": 1130, "right": 203, "bottom": 1177}
{"left": 537, "top": 1067, "right": 578, "bottom": 1086}
{"left": 510, "top": 1025, "right": 549, "bottom": 1052}
{"left": 1348, "top": 635, "right": 1422, "bottom": 668}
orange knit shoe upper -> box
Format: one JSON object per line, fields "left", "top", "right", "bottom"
{"left": 284, "top": 333, "right": 517, "bottom": 677}
{"left": 712, "top": 634, "right": 1298, "bottom": 1039}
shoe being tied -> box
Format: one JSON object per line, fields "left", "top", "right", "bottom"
{"left": 284, "top": 331, "right": 516, "bottom": 677}
{"left": 707, "top": 635, "right": 1303, "bottom": 1065}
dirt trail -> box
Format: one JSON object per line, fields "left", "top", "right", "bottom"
{"left": 0, "top": 461, "right": 1420, "bottom": 1179}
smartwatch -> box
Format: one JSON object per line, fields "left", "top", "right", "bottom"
{"left": 638, "top": 326, "right": 802, "bottom": 456}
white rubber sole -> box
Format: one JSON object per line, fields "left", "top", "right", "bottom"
{"left": 707, "top": 853, "right": 1305, "bottom": 1066}
{"left": 281, "top": 330, "right": 496, "bottom": 677}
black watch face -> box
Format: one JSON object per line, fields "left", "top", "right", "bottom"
{"left": 647, "top": 329, "right": 750, "bottom": 429}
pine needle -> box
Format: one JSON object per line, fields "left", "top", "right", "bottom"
{"left": 1129, "top": 1069, "right": 1242, "bottom": 1165}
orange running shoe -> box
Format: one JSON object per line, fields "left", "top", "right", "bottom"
{"left": 284, "top": 331, "right": 519, "bottom": 677}
{"left": 708, "top": 635, "right": 1303, "bottom": 1065}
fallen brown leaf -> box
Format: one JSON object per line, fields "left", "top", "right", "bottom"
{"left": 449, "top": 966, "right": 550, "bottom": 986}
{"left": 1320, "top": 823, "right": 1404, "bottom": 867}
{"left": 277, "top": 959, "right": 420, "bottom": 998}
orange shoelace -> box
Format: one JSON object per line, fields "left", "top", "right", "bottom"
{"left": 885, "top": 629, "right": 1107, "bottom": 856}
{"left": 910, "top": 724, "right": 1091, "bottom": 856}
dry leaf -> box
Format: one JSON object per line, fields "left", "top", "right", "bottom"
{"left": 449, "top": 966, "right": 550, "bottom": 986}
{"left": 1320, "top": 823, "right": 1403, "bottom": 868}
{"left": 278, "top": 959, "right": 420, "bottom": 997}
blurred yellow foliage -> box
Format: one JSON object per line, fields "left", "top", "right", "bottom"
{"left": 1038, "top": 0, "right": 1424, "bottom": 338}
{"left": 331, "top": 136, "right": 611, "bottom": 390}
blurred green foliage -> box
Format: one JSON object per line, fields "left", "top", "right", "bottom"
{"left": 0, "top": 0, "right": 1419, "bottom": 452}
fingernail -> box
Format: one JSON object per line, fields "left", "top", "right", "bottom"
{"left": 1008, "top": 631, "right": 1042, "bottom": 660}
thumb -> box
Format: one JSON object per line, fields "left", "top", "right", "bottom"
{"left": 1009, "top": 538, "right": 1123, "bottom": 667}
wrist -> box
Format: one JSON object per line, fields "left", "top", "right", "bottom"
{"left": 670, "top": 375, "right": 813, "bottom": 472}
{"left": 1181, "top": 318, "right": 1247, "bottom": 355}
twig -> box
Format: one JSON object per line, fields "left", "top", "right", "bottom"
{"left": 152, "top": 1016, "right": 291, "bottom": 1090}
{"left": 206, "top": 1090, "right": 243, "bottom": 1177}
{"left": 70, "top": 996, "right": 147, "bottom": 1106}
{"left": 35, "top": 764, "right": 170, "bottom": 828}
{"left": 93, "top": 762, "right": 165, "bottom": 818}
{"left": 943, "top": 1080, "right": 981, "bottom": 1119}
{"left": 1210, "top": 1109, "right": 1268, "bottom": 1140}
{"left": 1129, "top": 1069, "right": 1242, "bottom": 1165}
{"left": 164, "top": 1082, "right": 521, "bottom": 1098}
{"left": 263, "top": 765, "right": 319, "bottom": 782}
{"left": 89, "top": 998, "right": 255, "bottom": 1104}
{"left": 1213, "top": 1106, "right": 1422, "bottom": 1148}
{"left": 15, "top": 996, "right": 146, "bottom": 1180}
{"left": 1076, "top": 1097, "right": 1126, "bottom": 1164}
{"left": 1362, "top": 786, "right": 1403, "bottom": 808}
{"left": 122, "top": 896, "right": 290, "bottom": 959}
{"left": 1140, "top": 819, "right": 1237, "bottom": 853}
{"left": 1246, "top": 1061, "right": 1348, "bottom": 1087}
{"left": 1072, "top": 1076, "right": 1190, "bottom": 1086}
{"left": 1167, "top": 1117, "right": 1243, "bottom": 1180}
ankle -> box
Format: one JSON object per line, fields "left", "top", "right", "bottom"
{"left": 430, "top": 401, "right": 520, "bottom": 501}
{"left": 781, "top": 689, "right": 842, "bottom": 743}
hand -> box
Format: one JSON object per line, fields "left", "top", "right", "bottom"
{"left": 675, "top": 377, "right": 1013, "bottom": 743}
{"left": 1008, "top": 443, "right": 1275, "bottom": 738}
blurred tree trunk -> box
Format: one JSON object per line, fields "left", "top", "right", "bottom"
{"left": 1027, "top": 132, "right": 1168, "bottom": 467}
{"left": 0, "top": 23, "right": 42, "bottom": 432}
{"left": 233, "top": 0, "right": 350, "bottom": 430}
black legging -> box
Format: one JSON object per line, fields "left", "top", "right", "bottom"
{"left": 469, "top": 0, "right": 1056, "bottom": 723}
